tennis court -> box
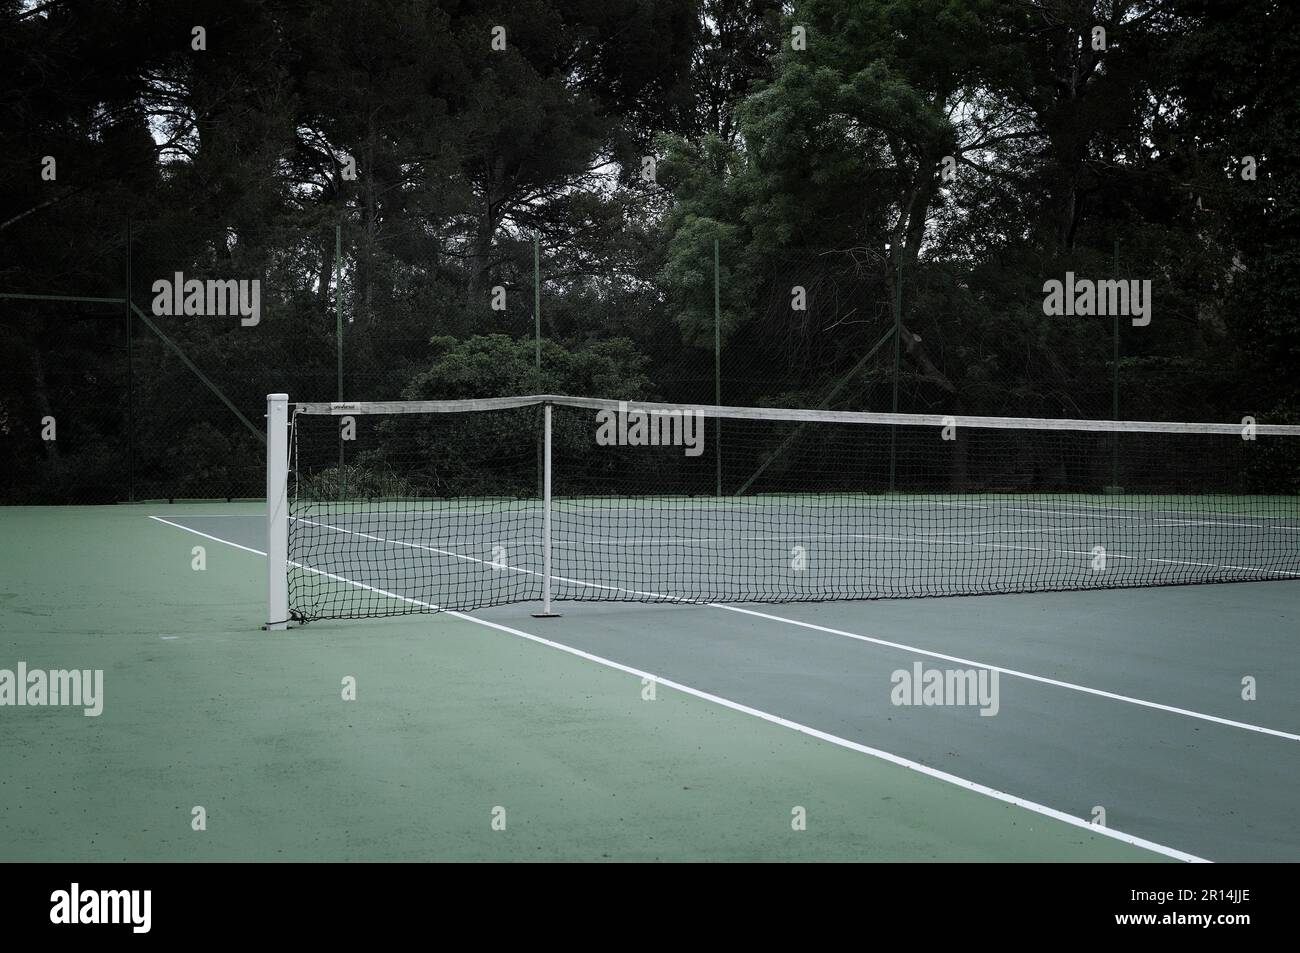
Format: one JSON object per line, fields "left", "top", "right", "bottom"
{"left": 3, "top": 497, "right": 1295, "bottom": 862}
{"left": 8, "top": 0, "right": 1300, "bottom": 886}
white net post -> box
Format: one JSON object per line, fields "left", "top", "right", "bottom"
{"left": 266, "top": 393, "right": 290, "bottom": 629}
{"left": 532, "top": 402, "right": 561, "bottom": 617}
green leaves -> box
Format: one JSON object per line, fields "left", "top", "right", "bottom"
{"left": 404, "top": 334, "right": 653, "bottom": 402}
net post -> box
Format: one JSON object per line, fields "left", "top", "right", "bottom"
{"left": 532, "top": 401, "right": 561, "bottom": 617}
{"left": 265, "top": 393, "right": 290, "bottom": 630}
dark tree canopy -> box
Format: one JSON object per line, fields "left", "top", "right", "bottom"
{"left": 1, "top": 0, "right": 1296, "bottom": 501}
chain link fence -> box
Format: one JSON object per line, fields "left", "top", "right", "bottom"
{"left": 0, "top": 216, "right": 1256, "bottom": 503}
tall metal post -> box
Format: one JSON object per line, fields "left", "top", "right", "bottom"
{"left": 336, "top": 223, "right": 343, "bottom": 400}
{"left": 889, "top": 251, "right": 902, "bottom": 492}
{"left": 534, "top": 234, "right": 544, "bottom": 502}
{"left": 1109, "top": 239, "right": 1121, "bottom": 492}
{"left": 714, "top": 238, "right": 722, "bottom": 496}
{"left": 125, "top": 218, "right": 134, "bottom": 502}
{"left": 534, "top": 233, "right": 542, "bottom": 371}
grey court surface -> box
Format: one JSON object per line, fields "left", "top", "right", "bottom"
{"left": 174, "top": 511, "right": 1300, "bottom": 861}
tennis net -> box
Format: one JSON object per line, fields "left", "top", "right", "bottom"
{"left": 264, "top": 394, "right": 1300, "bottom": 626}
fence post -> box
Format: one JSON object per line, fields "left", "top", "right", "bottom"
{"left": 889, "top": 252, "right": 902, "bottom": 492}
{"left": 125, "top": 217, "right": 134, "bottom": 502}
{"left": 336, "top": 222, "right": 344, "bottom": 401}
{"left": 714, "top": 238, "right": 722, "bottom": 496}
{"left": 534, "top": 233, "right": 542, "bottom": 370}
{"left": 1107, "top": 239, "right": 1123, "bottom": 493}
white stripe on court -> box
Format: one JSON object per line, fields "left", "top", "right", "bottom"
{"left": 1008, "top": 507, "right": 1296, "bottom": 530}
{"left": 705, "top": 603, "right": 1300, "bottom": 743}
{"left": 148, "top": 513, "right": 1208, "bottom": 863}
{"left": 296, "top": 510, "right": 1300, "bottom": 579}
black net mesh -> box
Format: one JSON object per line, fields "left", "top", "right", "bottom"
{"left": 284, "top": 400, "right": 1300, "bottom": 622}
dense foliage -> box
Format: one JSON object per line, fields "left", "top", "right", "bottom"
{"left": 1, "top": 0, "right": 1296, "bottom": 501}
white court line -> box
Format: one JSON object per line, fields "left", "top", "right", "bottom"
{"left": 544, "top": 528, "right": 1114, "bottom": 545}
{"left": 1152, "top": 519, "right": 1300, "bottom": 530}
{"left": 839, "top": 533, "right": 1300, "bottom": 577}
{"left": 295, "top": 517, "right": 667, "bottom": 600}
{"left": 1009, "top": 507, "right": 1296, "bottom": 530}
{"left": 147, "top": 513, "right": 1207, "bottom": 863}
{"left": 298, "top": 512, "right": 1300, "bottom": 578}
{"left": 149, "top": 517, "right": 270, "bottom": 556}
{"left": 1009, "top": 507, "right": 1144, "bottom": 520}
{"left": 707, "top": 604, "right": 1300, "bottom": 744}
{"left": 1002, "top": 499, "right": 1300, "bottom": 523}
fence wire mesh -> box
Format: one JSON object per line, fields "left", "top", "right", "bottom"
{"left": 0, "top": 217, "right": 1276, "bottom": 503}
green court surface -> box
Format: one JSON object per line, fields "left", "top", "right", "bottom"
{"left": 3, "top": 504, "right": 1296, "bottom": 861}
